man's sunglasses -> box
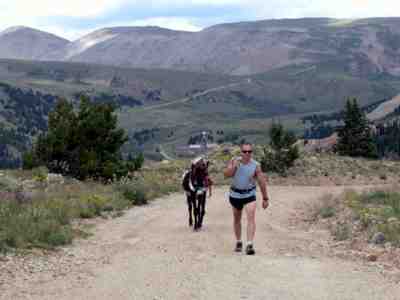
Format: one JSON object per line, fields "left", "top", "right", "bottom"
{"left": 242, "top": 150, "right": 252, "bottom": 154}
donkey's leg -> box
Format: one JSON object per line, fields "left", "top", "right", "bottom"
{"left": 194, "top": 194, "right": 200, "bottom": 231}
{"left": 187, "top": 195, "right": 193, "bottom": 227}
{"left": 199, "top": 194, "right": 206, "bottom": 228}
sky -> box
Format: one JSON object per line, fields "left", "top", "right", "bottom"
{"left": 0, "top": 0, "right": 399, "bottom": 41}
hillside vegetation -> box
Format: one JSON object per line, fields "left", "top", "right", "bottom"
{"left": 1, "top": 58, "right": 399, "bottom": 166}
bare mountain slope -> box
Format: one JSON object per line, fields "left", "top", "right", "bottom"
{"left": 367, "top": 94, "right": 400, "bottom": 121}
{"left": 45, "top": 26, "right": 190, "bottom": 64}
{"left": 0, "top": 26, "right": 69, "bottom": 60}
{"left": 2, "top": 18, "right": 400, "bottom": 75}
{"left": 43, "top": 18, "right": 400, "bottom": 75}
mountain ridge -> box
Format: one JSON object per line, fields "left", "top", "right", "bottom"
{"left": 1, "top": 17, "right": 400, "bottom": 75}
{"left": 0, "top": 26, "right": 69, "bottom": 61}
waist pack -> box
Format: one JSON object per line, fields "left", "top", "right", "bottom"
{"left": 230, "top": 186, "right": 256, "bottom": 194}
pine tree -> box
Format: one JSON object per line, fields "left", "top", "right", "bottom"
{"left": 337, "top": 97, "right": 378, "bottom": 158}
{"left": 261, "top": 123, "right": 299, "bottom": 175}
{"left": 376, "top": 121, "right": 400, "bottom": 158}
{"left": 25, "top": 96, "right": 130, "bottom": 180}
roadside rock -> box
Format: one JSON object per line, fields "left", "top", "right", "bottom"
{"left": 371, "top": 232, "right": 386, "bottom": 245}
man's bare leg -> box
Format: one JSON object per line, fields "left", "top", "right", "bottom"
{"left": 232, "top": 206, "right": 242, "bottom": 241}
{"left": 244, "top": 201, "right": 257, "bottom": 243}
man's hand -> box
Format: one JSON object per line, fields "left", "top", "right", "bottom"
{"left": 262, "top": 198, "right": 269, "bottom": 209}
{"left": 255, "top": 165, "right": 269, "bottom": 210}
{"left": 224, "top": 157, "right": 240, "bottom": 178}
{"left": 230, "top": 157, "right": 241, "bottom": 169}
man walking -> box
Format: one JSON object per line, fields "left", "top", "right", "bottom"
{"left": 223, "top": 143, "right": 269, "bottom": 255}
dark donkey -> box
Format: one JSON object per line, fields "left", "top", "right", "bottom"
{"left": 182, "top": 157, "right": 213, "bottom": 231}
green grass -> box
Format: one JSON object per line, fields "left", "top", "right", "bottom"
{"left": 0, "top": 200, "right": 73, "bottom": 250}
{"left": 114, "top": 179, "right": 148, "bottom": 206}
{"left": 346, "top": 189, "right": 400, "bottom": 246}
{"left": 320, "top": 206, "right": 336, "bottom": 218}
{"left": 0, "top": 190, "right": 134, "bottom": 252}
{"left": 310, "top": 194, "right": 338, "bottom": 222}
{"left": 333, "top": 223, "right": 352, "bottom": 241}
{"left": 0, "top": 161, "right": 188, "bottom": 252}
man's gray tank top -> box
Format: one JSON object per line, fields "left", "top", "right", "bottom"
{"left": 229, "top": 158, "right": 259, "bottom": 199}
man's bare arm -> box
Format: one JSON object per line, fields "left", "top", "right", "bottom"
{"left": 224, "top": 158, "right": 239, "bottom": 178}
{"left": 255, "top": 165, "right": 269, "bottom": 200}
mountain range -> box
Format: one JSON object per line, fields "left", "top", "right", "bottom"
{"left": 1, "top": 18, "right": 400, "bottom": 76}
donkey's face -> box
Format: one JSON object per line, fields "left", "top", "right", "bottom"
{"left": 197, "top": 159, "right": 208, "bottom": 171}
{"left": 191, "top": 159, "right": 209, "bottom": 181}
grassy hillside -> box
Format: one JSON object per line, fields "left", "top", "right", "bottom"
{"left": 0, "top": 59, "right": 235, "bottom": 102}
{"left": 120, "top": 60, "right": 399, "bottom": 157}
{"left": 0, "top": 58, "right": 399, "bottom": 165}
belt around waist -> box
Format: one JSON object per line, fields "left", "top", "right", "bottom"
{"left": 230, "top": 186, "right": 256, "bottom": 194}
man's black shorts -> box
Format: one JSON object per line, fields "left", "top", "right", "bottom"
{"left": 229, "top": 195, "right": 256, "bottom": 210}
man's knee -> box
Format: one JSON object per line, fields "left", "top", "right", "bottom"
{"left": 245, "top": 204, "right": 256, "bottom": 220}
{"left": 234, "top": 212, "right": 241, "bottom": 220}
{"left": 234, "top": 220, "right": 242, "bottom": 228}
{"left": 247, "top": 208, "right": 256, "bottom": 217}
{"left": 247, "top": 216, "right": 256, "bottom": 226}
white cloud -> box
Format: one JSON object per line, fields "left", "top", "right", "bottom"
{"left": 40, "top": 26, "right": 94, "bottom": 41}
{"left": 0, "top": 0, "right": 129, "bottom": 39}
{"left": 35, "top": 18, "right": 202, "bottom": 40}
{"left": 1, "top": 0, "right": 400, "bottom": 40}
{"left": 251, "top": 0, "right": 400, "bottom": 19}
{"left": 1, "top": 0, "right": 400, "bottom": 20}
{"left": 144, "top": 0, "right": 400, "bottom": 18}
{"left": 0, "top": 0, "right": 126, "bottom": 18}
{"left": 0, "top": 0, "right": 243, "bottom": 20}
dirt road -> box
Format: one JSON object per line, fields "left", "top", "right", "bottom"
{"left": 3, "top": 186, "right": 400, "bottom": 300}
{"left": 136, "top": 80, "right": 247, "bottom": 112}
